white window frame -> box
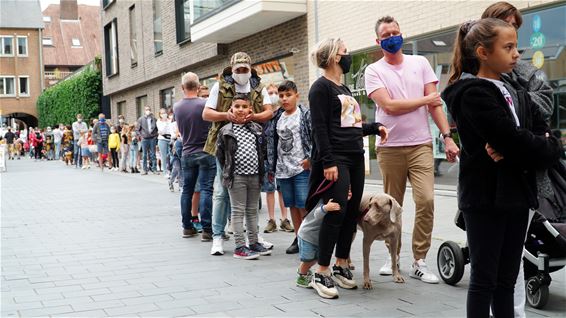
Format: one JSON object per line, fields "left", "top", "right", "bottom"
{"left": 18, "top": 76, "right": 30, "bottom": 97}
{"left": 104, "top": 19, "right": 119, "bottom": 76}
{"left": 42, "top": 37, "right": 53, "bottom": 46}
{"left": 0, "top": 36, "right": 14, "bottom": 56}
{"left": 0, "top": 76, "right": 16, "bottom": 97}
{"left": 43, "top": 16, "right": 51, "bottom": 22}
{"left": 71, "top": 38, "right": 81, "bottom": 47}
{"left": 17, "top": 36, "right": 28, "bottom": 56}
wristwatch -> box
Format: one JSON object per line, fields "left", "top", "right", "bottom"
{"left": 441, "top": 131, "right": 453, "bottom": 139}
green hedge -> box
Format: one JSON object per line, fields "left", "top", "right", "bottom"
{"left": 37, "top": 67, "right": 101, "bottom": 128}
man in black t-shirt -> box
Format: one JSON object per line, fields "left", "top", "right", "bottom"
{"left": 4, "top": 128, "right": 16, "bottom": 160}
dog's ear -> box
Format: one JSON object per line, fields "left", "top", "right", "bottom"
{"left": 389, "top": 196, "right": 402, "bottom": 223}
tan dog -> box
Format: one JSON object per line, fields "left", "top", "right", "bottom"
{"left": 358, "top": 193, "right": 404, "bottom": 289}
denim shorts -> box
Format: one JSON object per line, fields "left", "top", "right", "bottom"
{"left": 298, "top": 236, "right": 318, "bottom": 262}
{"left": 97, "top": 142, "right": 108, "bottom": 154}
{"left": 277, "top": 170, "right": 310, "bottom": 208}
{"left": 81, "top": 147, "right": 91, "bottom": 157}
{"left": 261, "top": 173, "right": 281, "bottom": 193}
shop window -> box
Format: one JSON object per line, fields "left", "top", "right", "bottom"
{"left": 136, "top": 95, "right": 148, "bottom": 118}
{"left": 160, "top": 87, "right": 175, "bottom": 109}
{"left": 0, "top": 77, "right": 16, "bottom": 96}
{"left": 1, "top": 36, "right": 13, "bottom": 55}
{"left": 18, "top": 76, "right": 29, "bottom": 96}
{"left": 17, "top": 36, "right": 28, "bottom": 56}
{"left": 153, "top": 0, "right": 163, "bottom": 55}
{"left": 104, "top": 19, "right": 119, "bottom": 76}
{"left": 175, "top": 0, "right": 191, "bottom": 43}
{"left": 129, "top": 5, "right": 138, "bottom": 66}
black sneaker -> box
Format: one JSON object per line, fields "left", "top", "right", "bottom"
{"left": 286, "top": 237, "right": 299, "bottom": 254}
{"left": 332, "top": 265, "right": 357, "bottom": 289}
{"left": 311, "top": 272, "right": 338, "bottom": 299}
{"left": 249, "top": 242, "right": 272, "bottom": 256}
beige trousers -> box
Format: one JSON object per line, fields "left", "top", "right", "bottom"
{"left": 377, "top": 143, "right": 435, "bottom": 260}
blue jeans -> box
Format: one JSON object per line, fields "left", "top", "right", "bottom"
{"left": 180, "top": 152, "right": 216, "bottom": 232}
{"left": 73, "top": 140, "right": 82, "bottom": 167}
{"left": 158, "top": 139, "right": 170, "bottom": 172}
{"left": 141, "top": 138, "right": 157, "bottom": 172}
{"left": 130, "top": 143, "right": 138, "bottom": 169}
{"left": 54, "top": 141, "right": 61, "bottom": 160}
{"left": 212, "top": 158, "right": 231, "bottom": 238}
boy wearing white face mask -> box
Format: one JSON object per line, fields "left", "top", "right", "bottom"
{"left": 202, "top": 52, "right": 274, "bottom": 256}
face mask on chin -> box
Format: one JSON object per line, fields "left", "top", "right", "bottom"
{"left": 233, "top": 72, "right": 251, "bottom": 86}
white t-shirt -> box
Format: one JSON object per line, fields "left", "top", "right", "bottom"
{"left": 484, "top": 78, "right": 520, "bottom": 126}
{"left": 156, "top": 120, "right": 173, "bottom": 140}
{"left": 205, "top": 81, "right": 271, "bottom": 110}
{"left": 276, "top": 110, "right": 304, "bottom": 179}
{"left": 52, "top": 128, "right": 63, "bottom": 143}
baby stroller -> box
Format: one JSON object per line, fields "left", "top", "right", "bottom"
{"left": 436, "top": 160, "right": 566, "bottom": 309}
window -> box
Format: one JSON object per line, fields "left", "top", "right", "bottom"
{"left": 0, "top": 77, "right": 15, "bottom": 96}
{"left": 104, "top": 19, "right": 119, "bottom": 76}
{"left": 193, "top": 0, "right": 235, "bottom": 21}
{"left": 160, "top": 87, "right": 175, "bottom": 109}
{"left": 42, "top": 37, "right": 53, "bottom": 46}
{"left": 43, "top": 16, "right": 51, "bottom": 22}
{"left": 17, "top": 36, "right": 27, "bottom": 56}
{"left": 102, "top": 0, "right": 115, "bottom": 9}
{"left": 136, "top": 95, "right": 148, "bottom": 118}
{"left": 129, "top": 5, "right": 138, "bottom": 66}
{"left": 175, "top": 0, "right": 191, "bottom": 43}
{"left": 18, "top": 76, "right": 29, "bottom": 96}
{"left": 117, "top": 101, "right": 126, "bottom": 117}
{"left": 1, "top": 36, "right": 14, "bottom": 55}
{"left": 152, "top": 0, "right": 163, "bottom": 54}
{"left": 71, "top": 38, "right": 81, "bottom": 47}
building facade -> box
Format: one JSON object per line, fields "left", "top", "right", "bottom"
{"left": 0, "top": 0, "right": 44, "bottom": 129}
{"left": 42, "top": 0, "right": 102, "bottom": 88}
{"left": 306, "top": 0, "right": 566, "bottom": 178}
{"left": 101, "top": 0, "right": 308, "bottom": 123}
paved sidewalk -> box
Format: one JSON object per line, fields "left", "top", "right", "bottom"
{"left": 1, "top": 159, "right": 565, "bottom": 317}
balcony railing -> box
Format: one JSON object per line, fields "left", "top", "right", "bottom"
{"left": 44, "top": 71, "right": 73, "bottom": 80}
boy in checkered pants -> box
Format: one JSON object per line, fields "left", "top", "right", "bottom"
{"left": 216, "top": 93, "right": 271, "bottom": 260}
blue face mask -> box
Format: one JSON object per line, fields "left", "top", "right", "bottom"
{"left": 380, "top": 35, "right": 404, "bottom": 54}
{"left": 99, "top": 118, "right": 106, "bottom": 123}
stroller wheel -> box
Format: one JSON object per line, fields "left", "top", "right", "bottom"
{"left": 526, "top": 276, "right": 549, "bottom": 309}
{"left": 437, "top": 241, "right": 465, "bottom": 285}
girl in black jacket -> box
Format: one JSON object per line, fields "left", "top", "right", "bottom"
{"left": 442, "top": 18, "right": 561, "bottom": 318}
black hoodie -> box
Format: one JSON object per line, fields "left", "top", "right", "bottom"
{"left": 442, "top": 76, "right": 560, "bottom": 212}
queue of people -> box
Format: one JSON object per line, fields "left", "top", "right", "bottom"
{"left": 2, "top": 3, "right": 560, "bottom": 317}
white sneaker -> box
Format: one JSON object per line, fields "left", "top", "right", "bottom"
{"left": 410, "top": 259, "right": 439, "bottom": 284}
{"left": 258, "top": 235, "right": 274, "bottom": 250}
{"left": 379, "top": 256, "right": 400, "bottom": 276}
{"left": 210, "top": 237, "right": 224, "bottom": 256}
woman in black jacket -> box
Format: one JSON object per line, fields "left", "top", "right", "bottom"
{"left": 442, "top": 19, "right": 561, "bottom": 317}
{"left": 306, "top": 38, "right": 387, "bottom": 299}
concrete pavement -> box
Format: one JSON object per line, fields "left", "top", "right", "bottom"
{"left": 1, "top": 159, "right": 564, "bottom": 317}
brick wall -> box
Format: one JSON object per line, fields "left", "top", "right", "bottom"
{"left": 105, "top": 12, "right": 309, "bottom": 123}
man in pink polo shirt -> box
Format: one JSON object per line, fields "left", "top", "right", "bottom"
{"left": 364, "top": 15, "right": 459, "bottom": 284}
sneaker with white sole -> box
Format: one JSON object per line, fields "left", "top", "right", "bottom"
{"left": 331, "top": 265, "right": 357, "bottom": 289}
{"left": 410, "top": 259, "right": 439, "bottom": 284}
{"left": 296, "top": 269, "right": 313, "bottom": 289}
{"left": 379, "top": 256, "right": 400, "bottom": 276}
{"left": 311, "top": 272, "right": 338, "bottom": 299}
{"left": 210, "top": 237, "right": 224, "bottom": 256}
{"left": 249, "top": 242, "right": 272, "bottom": 256}
{"left": 258, "top": 235, "right": 274, "bottom": 250}
{"left": 233, "top": 246, "right": 260, "bottom": 260}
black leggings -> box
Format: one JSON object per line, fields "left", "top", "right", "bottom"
{"left": 463, "top": 208, "right": 528, "bottom": 318}
{"left": 35, "top": 144, "right": 43, "bottom": 159}
{"left": 110, "top": 148, "right": 119, "bottom": 168}
{"left": 314, "top": 153, "right": 364, "bottom": 267}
